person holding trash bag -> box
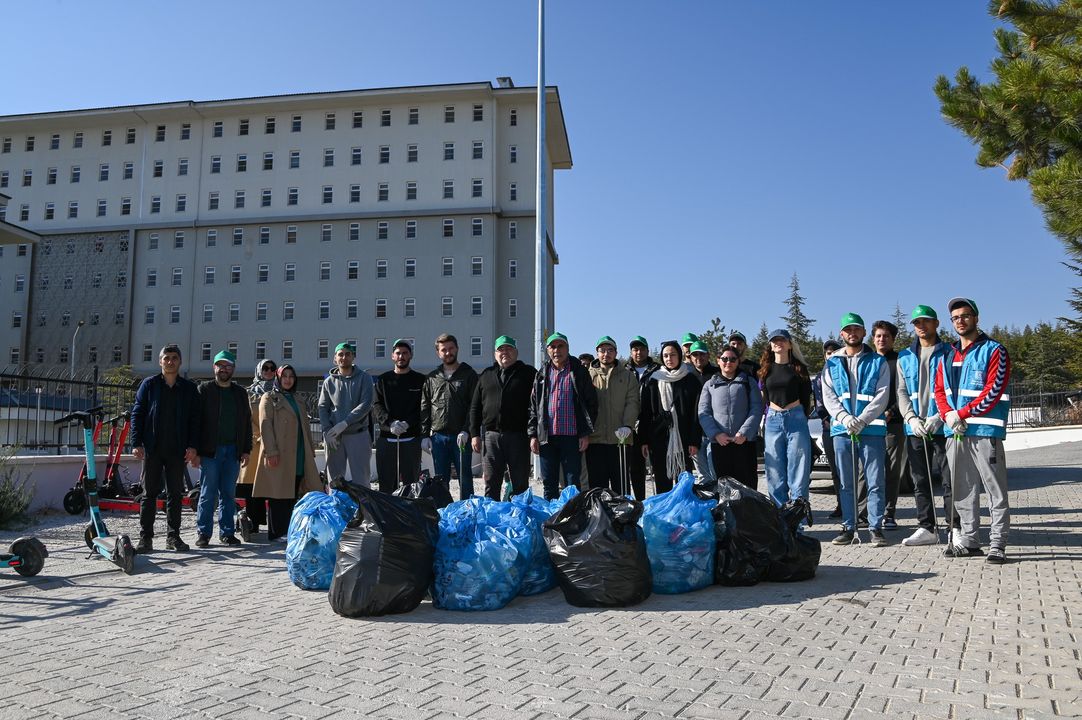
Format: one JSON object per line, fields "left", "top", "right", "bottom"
{"left": 897, "top": 305, "right": 956, "bottom": 547}
{"left": 639, "top": 341, "right": 701, "bottom": 495}
{"left": 528, "top": 332, "right": 598, "bottom": 500}
{"left": 254, "top": 364, "right": 324, "bottom": 541}
{"left": 821, "top": 313, "right": 891, "bottom": 548}
{"left": 470, "top": 336, "right": 536, "bottom": 501}
{"left": 237, "top": 358, "right": 276, "bottom": 535}
{"left": 624, "top": 336, "right": 660, "bottom": 500}
{"left": 759, "top": 329, "right": 814, "bottom": 508}
{"left": 698, "top": 346, "right": 764, "bottom": 487}
{"left": 421, "top": 334, "right": 478, "bottom": 500}
{"left": 373, "top": 339, "right": 426, "bottom": 493}
{"left": 586, "top": 336, "right": 640, "bottom": 493}
{"left": 934, "top": 297, "right": 1012, "bottom": 564}
{"left": 318, "top": 342, "right": 375, "bottom": 488}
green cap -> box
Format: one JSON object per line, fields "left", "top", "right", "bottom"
{"left": 545, "top": 332, "right": 568, "bottom": 346}
{"left": 680, "top": 332, "right": 699, "bottom": 345}
{"left": 595, "top": 335, "right": 617, "bottom": 351}
{"left": 947, "top": 297, "right": 979, "bottom": 316}
{"left": 392, "top": 338, "right": 412, "bottom": 351}
{"left": 494, "top": 335, "right": 516, "bottom": 350}
{"left": 629, "top": 335, "right": 648, "bottom": 349}
{"left": 213, "top": 350, "right": 236, "bottom": 365}
{"left": 334, "top": 341, "right": 356, "bottom": 354}
{"left": 688, "top": 340, "right": 709, "bottom": 355}
{"left": 839, "top": 312, "right": 865, "bottom": 330}
{"left": 910, "top": 305, "right": 938, "bottom": 322}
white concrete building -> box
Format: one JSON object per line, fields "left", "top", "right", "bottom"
{"left": 0, "top": 80, "right": 571, "bottom": 380}
{"left": 0, "top": 193, "right": 37, "bottom": 368}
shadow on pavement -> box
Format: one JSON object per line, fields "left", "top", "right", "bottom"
{"left": 0, "top": 581, "right": 189, "bottom": 625}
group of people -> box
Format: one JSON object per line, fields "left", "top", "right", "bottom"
{"left": 129, "top": 296, "right": 1012, "bottom": 565}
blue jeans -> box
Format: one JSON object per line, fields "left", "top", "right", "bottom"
{"left": 833, "top": 434, "right": 886, "bottom": 532}
{"left": 432, "top": 432, "right": 473, "bottom": 500}
{"left": 197, "top": 444, "right": 240, "bottom": 538}
{"left": 538, "top": 435, "right": 581, "bottom": 500}
{"left": 696, "top": 439, "right": 716, "bottom": 483}
{"left": 763, "top": 408, "right": 812, "bottom": 507}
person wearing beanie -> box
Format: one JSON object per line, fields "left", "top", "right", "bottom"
{"left": 318, "top": 341, "right": 375, "bottom": 489}
{"left": 586, "top": 336, "right": 640, "bottom": 493}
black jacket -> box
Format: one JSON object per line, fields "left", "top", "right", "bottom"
{"left": 527, "top": 356, "right": 598, "bottom": 442}
{"left": 372, "top": 369, "right": 426, "bottom": 437}
{"left": 130, "top": 374, "right": 201, "bottom": 457}
{"left": 469, "top": 360, "right": 537, "bottom": 436}
{"left": 195, "top": 381, "right": 254, "bottom": 458}
{"left": 639, "top": 371, "right": 702, "bottom": 448}
{"left": 881, "top": 349, "right": 903, "bottom": 426}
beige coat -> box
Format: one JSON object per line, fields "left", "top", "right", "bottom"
{"left": 588, "top": 363, "right": 641, "bottom": 445}
{"left": 254, "top": 390, "right": 322, "bottom": 499}
{"left": 238, "top": 393, "right": 262, "bottom": 487}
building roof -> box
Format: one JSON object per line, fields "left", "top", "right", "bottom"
{"left": 0, "top": 219, "right": 39, "bottom": 245}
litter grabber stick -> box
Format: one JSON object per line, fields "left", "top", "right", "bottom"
{"left": 850, "top": 432, "right": 862, "bottom": 545}
{"left": 921, "top": 436, "right": 941, "bottom": 544}
{"left": 947, "top": 431, "right": 964, "bottom": 551}
{"left": 614, "top": 426, "right": 632, "bottom": 498}
{"left": 458, "top": 432, "right": 470, "bottom": 499}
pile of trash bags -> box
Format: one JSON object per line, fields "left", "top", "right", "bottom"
{"left": 286, "top": 490, "right": 358, "bottom": 590}
{"left": 393, "top": 470, "right": 454, "bottom": 510}
{"left": 641, "top": 473, "right": 715, "bottom": 594}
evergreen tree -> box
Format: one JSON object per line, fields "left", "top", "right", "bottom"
{"left": 892, "top": 303, "right": 914, "bottom": 351}
{"left": 935, "top": 0, "right": 1082, "bottom": 329}
{"left": 749, "top": 323, "right": 770, "bottom": 366}
{"left": 697, "top": 317, "right": 728, "bottom": 359}
{"left": 781, "top": 272, "right": 815, "bottom": 342}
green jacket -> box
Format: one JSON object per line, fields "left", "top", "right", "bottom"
{"left": 421, "top": 363, "right": 479, "bottom": 436}
{"left": 588, "top": 361, "right": 640, "bottom": 445}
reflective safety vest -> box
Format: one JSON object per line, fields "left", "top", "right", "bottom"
{"left": 827, "top": 351, "right": 887, "bottom": 437}
{"left": 939, "top": 337, "right": 1011, "bottom": 440}
{"left": 897, "top": 340, "right": 950, "bottom": 437}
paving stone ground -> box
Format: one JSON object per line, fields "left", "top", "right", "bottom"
{"left": 1, "top": 442, "right": 1080, "bottom": 720}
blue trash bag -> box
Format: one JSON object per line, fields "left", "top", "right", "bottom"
{"left": 432, "top": 497, "right": 532, "bottom": 610}
{"left": 510, "top": 489, "right": 558, "bottom": 595}
{"left": 286, "top": 490, "right": 358, "bottom": 590}
{"left": 549, "top": 484, "right": 579, "bottom": 514}
{"left": 640, "top": 472, "right": 716, "bottom": 594}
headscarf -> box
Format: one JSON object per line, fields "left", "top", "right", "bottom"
{"left": 249, "top": 359, "right": 277, "bottom": 398}
{"left": 651, "top": 341, "right": 691, "bottom": 483}
{"left": 273, "top": 364, "right": 297, "bottom": 394}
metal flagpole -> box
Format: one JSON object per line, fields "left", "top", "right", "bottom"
{"left": 533, "top": 0, "right": 548, "bottom": 489}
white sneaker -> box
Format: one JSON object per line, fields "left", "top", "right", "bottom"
{"left": 902, "top": 527, "right": 938, "bottom": 546}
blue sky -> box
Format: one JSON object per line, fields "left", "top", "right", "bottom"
{"left": 3, "top": 1, "right": 1070, "bottom": 352}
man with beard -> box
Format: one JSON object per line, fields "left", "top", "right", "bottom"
{"left": 373, "top": 339, "right": 426, "bottom": 492}
{"left": 624, "top": 336, "right": 659, "bottom": 500}
{"left": 421, "top": 334, "right": 479, "bottom": 500}
{"left": 318, "top": 342, "right": 375, "bottom": 488}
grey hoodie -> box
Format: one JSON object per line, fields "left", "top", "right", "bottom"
{"left": 820, "top": 344, "right": 890, "bottom": 429}
{"left": 317, "top": 365, "right": 375, "bottom": 434}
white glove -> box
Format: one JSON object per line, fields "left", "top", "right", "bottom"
{"left": 323, "top": 431, "right": 339, "bottom": 451}
{"left": 945, "top": 410, "right": 967, "bottom": 434}
{"left": 329, "top": 420, "right": 348, "bottom": 438}
{"left": 907, "top": 417, "right": 926, "bottom": 437}
{"left": 842, "top": 415, "right": 861, "bottom": 434}
{"left": 614, "top": 426, "right": 632, "bottom": 443}
{"left": 420, "top": 437, "right": 432, "bottom": 453}
{"left": 457, "top": 431, "right": 469, "bottom": 449}
{"left": 925, "top": 415, "right": 944, "bottom": 435}
{"left": 389, "top": 420, "right": 409, "bottom": 436}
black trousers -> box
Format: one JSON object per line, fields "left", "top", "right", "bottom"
{"left": 711, "top": 442, "right": 757, "bottom": 488}
{"left": 139, "top": 451, "right": 186, "bottom": 539}
{"left": 266, "top": 476, "right": 301, "bottom": 540}
{"left": 482, "top": 431, "right": 531, "bottom": 500}
{"left": 884, "top": 424, "right": 909, "bottom": 519}
{"left": 907, "top": 435, "right": 957, "bottom": 532}
{"left": 375, "top": 436, "right": 422, "bottom": 494}
{"left": 647, "top": 439, "right": 694, "bottom": 495}
{"left": 626, "top": 441, "right": 649, "bottom": 501}
{"left": 585, "top": 443, "right": 631, "bottom": 493}
{"left": 235, "top": 483, "right": 267, "bottom": 527}
{"left": 820, "top": 418, "right": 841, "bottom": 506}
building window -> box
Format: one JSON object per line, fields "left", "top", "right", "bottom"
{"left": 509, "top": 182, "right": 518, "bottom": 201}
{"left": 472, "top": 141, "right": 483, "bottom": 160}
{"left": 443, "top": 142, "right": 454, "bottom": 161}
{"left": 235, "top": 190, "right": 245, "bottom": 209}
{"left": 68, "top": 201, "right": 79, "bottom": 219}
{"left": 287, "top": 187, "right": 298, "bottom": 205}
{"left": 443, "top": 180, "right": 454, "bottom": 199}
{"left": 148, "top": 233, "right": 159, "bottom": 250}
{"left": 99, "top": 164, "right": 110, "bottom": 181}
{"left": 19, "top": 205, "right": 28, "bottom": 222}
{"left": 44, "top": 203, "right": 55, "bottom": 220}
{"left": 443, "top": 219, "right": 454, "bottom": 238}
{"left": 442, "top": 257, "right": 453, "bottom": 277}
{"left": 406, "top": 181, "right": 417, "bottom": 200}
{"left": 231, "top": 228, "right": 243, "bottom": 246}
{"left": 239, "top": 119, "right": 249, "bottom": 136}
{"left": 0, "top": 171, "right": 6, "bottom": 188}
{"left": 115, "top": 310, "right": 125, "bottom": 325}
{"left": 471, "top": 337, "right": 483, "bottom": 357}
{"left": 379, "top": 109, "right": 391, "bottom": 127}
{"left": 322, "top": 186, "right": 333, "bottom": 204}
{"left": 0, "top": 138, "right": 8, "bottom": 153}
{"left": 404, "top": 298, "right": 415, "bottom": 318}
{"left": 510, "top": 109, "right": 518, "bottom": 126}
{"left": 442, "top": 297, "right": 453, "bottom": 317}
{"left": 212, "top": 121, "right": 223, "bottom": 138}
{"left": 14, "top": 274, "right": 24, "bottom": 292}
{"left": 472, "top": 218, "right": 483, "bottom": 237}
{"left": 145, "top": 306, "right": 156, "bottom": 324}
{"left": 229, "top": 304, "right": 240, "bottom": 322}
{"left": 204, "top": 229, "right": 217, "bottom": 247}
{"left": 347, "top": 300, "right": 358, "bottom": 319}
{"left": 142, "top": 344, "right": 154, "bottom": 362}
{"left": 70, "top": 165, "right": 81, "bottom": 183}
{"left": 471, "top": 296, "right": 483, "bottom": 316}
{"left": 318, "top": 340, "right": 329, "bottom": 360}
{"left": 112, "top": 345, "right": 122, "bottom": 363}
{"left": 347, "top": 261, "right": 359, "bottom": 280}
{"left": 471, "top": 256, "right": 483, "bottom": 276}
{"left": 376, "top": 259, "right": 387, "bottom": 278}
{"left": 471, "top": 178, "right": 483, "bottom": 198}
{"left": 259, "top": 227, "right": 270, "bottom": 245}
{"left": 291, "top": 115, "right": 302, "bottom": 132}
{"left": 150, "top": 196, "right": 162, "bottom": 214}
{"left": 282, "top": 341, "right": 293, "bottom": 360}
{"left": 211, "top": 155, "right": 221, "bottom": 173}
{"left": 509, "top": 145, "right": 518, "bottom": 163}
{"left": 289, "top": 150, "right": 300, "bottom": 168}
{"left": 378, "top": 146, "right": 389, "bottom": 164}
{"left": 46, "top": 167, "right": 57, "bottom": 185}
{"left": 321, "top": 224, "right": 332, "bottom": 242}
{"left": 286, "top": 226, "right": 297, "bottom": 244}
{"left": 204, "top": 266, "right": 215, "bottom": 285}
{"left": 25, "top": 136, "right": 35, "bottom": 151}
{"left": 349, "top": 184, "right": 361, "bottom": 203}
{"left": 473, "top": 104, "right": 484, "bottom": 122}
{"left": 404, "top": 258, "right": 416, "bottom": 278}
{"left": 444, "top": 106, "right": 455, "bottom": 123}
{"left": 123, "top": 161, "right": 134, "bottom": 179}
{"left": 509, "top": 221, "right": 517, "bottom": 240}
{"left": 71, "top": 131, "right": 82, "bottom": 149}
{"left": 377, "top": 183, "right": 388, "bottom": 202}
{"left": 255, "top": 341, "right": 266, "bottom": 359}
{"left": 236, "top": 154, "right": 247, "bottom": 172}
{"left": 261, "top": 188, "right": 272, "bottom": 207}
{"left": 181, "top": 124, "right": 192, "bottom": 140}
{"left": 258, "top": 264, "right": 269, "bottom": 282}
{"left": 323, "top": 148, "right": 335, "bottom": 167}
{"left": 256, "top": 303, "right": 268, "bottom": 321}
{"left": 377, "top": 221, "right": 388, "bottom": 240}
{"left": 146, "top": 269, "right": 157, "bottom": 287}
{"left": 349, "top": 223, "right": 360, "bottom": 241}
{"left": 11, "top": 312, "right": 21, "bottom": 328}
{"left": 509, "top": 259, "right": 518, "bottom": 278}
{"left": 325, "top": 112, "right": 336, "bottom": 130}
{"left": 174, "top": 231, "right": 185, "bottom": 249}
{"left": 230, "top": 265, "right": 241, "bottom": 284}
{"left": 169, "top": 306, "right": 181, "bottom": 324}
{"left": 320, "top": 262, "right": 331, "bottom": 281}
{"left": 407, "top": 144, "right": 418, "bottom": 162}
{"left": 508, "top": 299, "right": 518, "bottom": 318}
{"left": 265, "top": 116, "right": 276, "bottom": 134}
{"left": 178, "top": 158, "right": 189, "bottom": 176}
{"left": 116, "top": 269, "right": 128, "bottom": 289}
{"left": 22, "top": 169, "right": 32, "bottom": 187}
{"left": 283, "top": 301, "right": 295, "bottom": 320}
{"left": 375, "top": 299, "right": 387, "bottom": 318}
{"left": 405, "top": 220, "right": 417, "bottom": 239}
{"left": 263, "top": 152, "right": 273, "bottom": 170}
{"left": 227, "top": 342, "right": 238, "bottom": 358}
{"left": 175, "top": 194, "right": 187, "bottom": 212}
{"left": 350, "top": 146, "right": 362, "bottom": 165}
{"left": 155, "top": 125, "right": 166, "bottom": 142}
{"left": 355, "top": 110, "right": 366, "bottom": 128}
{"left": 375, "top": 339, "right": 386, "bottom": 358}
{"left": 203, "top": 304, "right": 214, "bottom": 323}
{"left": 153, "top": 160, "right": 163, "bottom": 178}
{"left": 101, "top": 129, "right": 112, "bottom": 146}
{"left": 319, "top": 301, "right": 330, "bottom": 320}
{"left": 408, "top": 107, "right": 419, "bottom": 125}
{"left": 208, "top": 192, "right": 219, "bottom": 210}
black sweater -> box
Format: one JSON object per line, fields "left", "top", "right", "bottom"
{"left": 372, "top": 369, "right": 426, "bottom": 437}
{"left": 639, "top": 372, "right": 703, "bottom": 448}
{"left": 469, "top": 360, "right": 537, "bottom": 436}
{"left": 195, "top": 381, "right": 253, "bottom": 458}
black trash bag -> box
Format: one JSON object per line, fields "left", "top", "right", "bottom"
{"left": 328, "top": 482, "right": 440, "bottom": 617}
{"left": 767, "top": 498, "right": 821, "bottom": 582}
{"left": 393, "top": 470, "right": 454, "bottom": 510}
{"left": 543, "top": 488, "right": 652, "bottom": 608}
{"left": 711, "top": 477, "right": 786, "bottom": 586}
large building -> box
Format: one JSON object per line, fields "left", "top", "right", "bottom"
{"left": 0, "top": 80, "right": 571, "bottom": 380}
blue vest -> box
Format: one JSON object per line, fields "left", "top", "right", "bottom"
{"left": 897, "top": 340, "right": 950, "bottom": 437}
{"left": 939, "top": 336, "right": 1010, "bottom": 439}
{"left": 827, "top": 351, "right": 888, "bottom": 437}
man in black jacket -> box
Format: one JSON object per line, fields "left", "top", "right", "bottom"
{"left": 130, "top": 344, "right": 201, "bottom": 553}
{"left": 624, "top": 336, "right": 659, "bottom": 500}
{"left": 421, "top": 334, "right": 479, "bottom": 500}
{"left": 469, "top": 335, "right": 537, "bottom": 500}
{"left": 194, "top": 350, "right": 253, "bottom": 548}
{"left": 372, "top": 339, "right": 426, "bottom": 493}
{"left": 528, "top": 332, "right": 599, "bottom": 499}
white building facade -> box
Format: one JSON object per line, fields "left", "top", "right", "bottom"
{"left": 0, "top": 81, "right": 570, "bottom": 379}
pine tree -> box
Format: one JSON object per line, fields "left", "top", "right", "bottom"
{"left": 935, "top": 0, "right": 1082, "bottom": 329}
{"left": 697, "top": 318, "right": 728, "bottom": 359}
{"left": 892, "top": 303, "right": 914, "bottom": 351}
{"left": 750, "top": 323, "right": 770, "bottom": 365}
{"left": 781, "top": 273, "right": 815, "bottom": 342}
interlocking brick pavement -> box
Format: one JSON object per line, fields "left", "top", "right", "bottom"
{"left": 1, "top": 442, "right": 1079, "bottom": 719}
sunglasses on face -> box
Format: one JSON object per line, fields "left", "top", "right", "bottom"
{"left": 720, "top": 357, "right": 738, "bottom": 363}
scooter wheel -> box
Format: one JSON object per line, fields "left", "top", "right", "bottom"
{"left": 84, "top": 523, "right": 98, "bottom": 550}
{"left": 63, "top": 489, "right": 86, "bottom": 515}
{"left": 116, "top": 535, "right": 135, "bottom": 575}
{"left": 10, "top": 537, "right": 47, "bottom": 577}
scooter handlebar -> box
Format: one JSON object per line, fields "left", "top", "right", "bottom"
{"left": 52, "top": 406, "right": 104, "bottom": 428}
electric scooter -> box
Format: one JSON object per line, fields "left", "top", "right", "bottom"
{"left": 54, "top": 408, "right": 136, "bottom": 574}
{"left": 0, "top": 537, "right": 47, "bottom": 577}
{"left": 60, "top": 414, "right": 105, "bottom": 514}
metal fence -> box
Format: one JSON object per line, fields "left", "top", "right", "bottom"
{"left": 1006, "top": 380, "right": 1082, "bottom": 429}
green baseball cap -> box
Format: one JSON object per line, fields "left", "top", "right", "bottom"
{"left": 680, "top": 332, "right": 699, "bottom": 345}
{"left": 546, "top": 332, "right": 568, "bottom": 346}
{"left": 688, "top": 340, "right": 709, "bottom": 355}
{"left": 629, "top": 335, "right": 648, "bottom": 349}
{"left": 213, "top": 350, "right": 236, "bottom": 365}
{"left": 839, "top": 312, "right": 865, "bottom": 330}
{"left": 334, "top": 341, "right": 356, "bottom": 354}
{"left": 595, "top": 335, "right": 617, "bottom": 351}
{"left": 494, "top": 335, "right": 516, "bottom": 350}
{"left": 910, "top": 305, "right": 938, "bottom": 322}
{"left": 947, "top": 297, "right": 979, "bottom": 316}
